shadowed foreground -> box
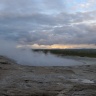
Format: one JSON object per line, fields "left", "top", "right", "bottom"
{"left": 0, "top": 56, "right": 96, "bottom": 96}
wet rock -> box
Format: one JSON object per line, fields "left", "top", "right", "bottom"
{"left": 0, "top": 61, "right": 9, "bottom": 65}
{"left": 0, "top": 56, "right": 96, "bottom": 96}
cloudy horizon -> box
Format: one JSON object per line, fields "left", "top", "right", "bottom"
{"left": 0, "top": 0, "right": 96, "bottom": 49}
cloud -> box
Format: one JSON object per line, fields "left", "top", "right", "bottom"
{"left": 0, "top": 10, "right": 96, "bottom": 46}
{"left": 70, "top": 0, "right": 96, "bottom": 12}
{"left": 17, "top": 44, "right": 96, "bottom": 49}
{"left": 0, "top": 0, "right": 41, "bottom": 15}
{"left": 0, "top": 0, "right": 66, "bottom": 16}
{"left": 0, "top": 0, "right": 96, "bottom": 49}
{"left": 42, "top": 0, "right": 65, "bottom": 12}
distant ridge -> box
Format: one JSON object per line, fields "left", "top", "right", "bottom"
{"left": 32, "top": 49, "right": 96, "bottom": 58}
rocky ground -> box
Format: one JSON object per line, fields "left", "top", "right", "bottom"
{"left": 0, "top": 56, "right": 96, "bottom": 96}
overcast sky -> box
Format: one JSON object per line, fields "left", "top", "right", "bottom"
{"left": 0, "top": 0, "right": 96, "bottom": 49}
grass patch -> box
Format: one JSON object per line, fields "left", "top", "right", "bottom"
{"left": 32, "top": 49, "right": 96, "bottom": 58}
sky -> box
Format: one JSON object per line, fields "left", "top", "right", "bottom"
{"left": 0, "top": 0, "right": 96, "bottom": 49}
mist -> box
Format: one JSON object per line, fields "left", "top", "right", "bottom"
{"left": 0, "top": 38, "right": 84, "bottom": 66}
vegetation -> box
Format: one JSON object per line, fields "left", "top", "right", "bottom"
{"left": 32, "top": 49, "right": 96, "bottom": 58}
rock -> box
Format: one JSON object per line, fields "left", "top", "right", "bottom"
{"left": 0, "top": 56, "right": 96, "bottom": 96}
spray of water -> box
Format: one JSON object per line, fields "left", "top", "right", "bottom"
{"left": 0, "top": 38, "right": 83, "bottom": 66}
